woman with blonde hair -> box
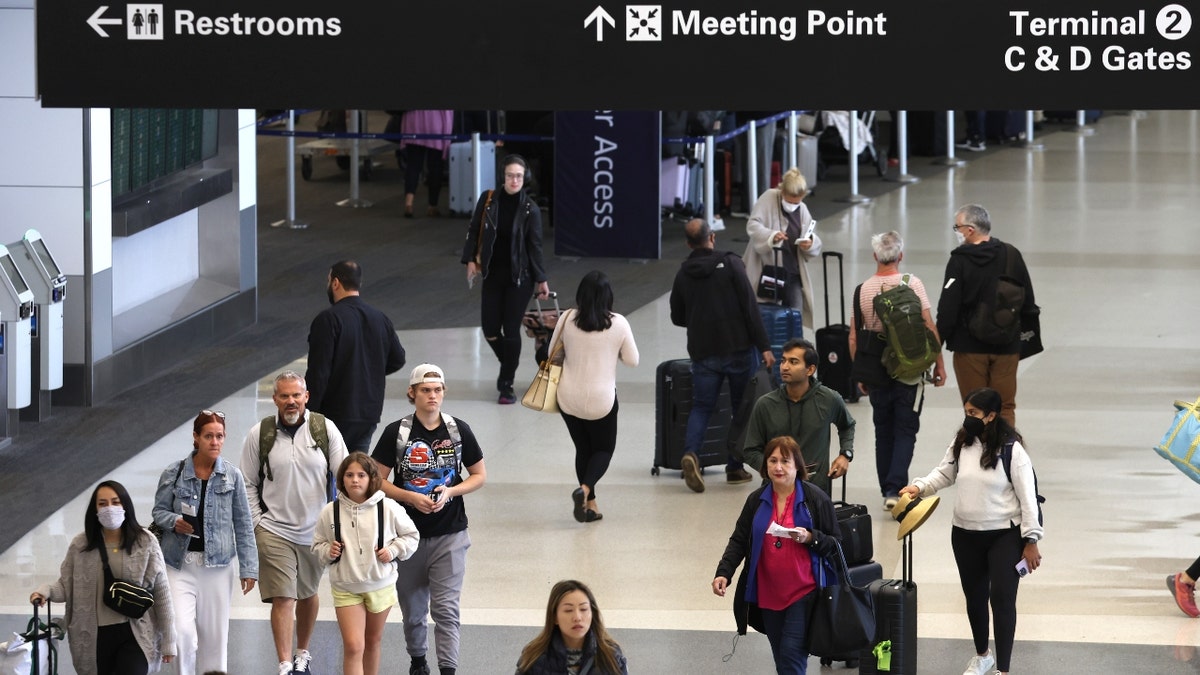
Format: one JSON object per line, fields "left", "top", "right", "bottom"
{"left": 744, "top": 167, "right": 823, "bottom": 335}
{"left": 515, "top": 580, "right": 628, "bottom": 674}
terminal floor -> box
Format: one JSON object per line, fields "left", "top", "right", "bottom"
{"left": 3, "top": 111, "right": 1200, "bottom": 673}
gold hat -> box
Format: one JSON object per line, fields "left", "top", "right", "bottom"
{"left": 891, "top": 493, "right": 941, "bottom": 540}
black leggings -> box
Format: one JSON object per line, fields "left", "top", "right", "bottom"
{"left": 561, "top": 400, "right": 618, "bottom": 501}
{"left": 97, "top": 621, "right": 148, "bottom": 675}
{"left": 1187, "top": 556, "right": 1200, "bottom": 581}
{"left": 480, "top": 273, "right": 531, "bottom": 389}
{"left": 403, "top": 145, "right": 446, "bottom": 206}
{"left": 951, "top": 525, "right": 1024, "bottom": 672}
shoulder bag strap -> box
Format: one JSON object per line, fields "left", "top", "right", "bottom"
{"left": 473, "top": 190, "right": 494, "bottom": 265}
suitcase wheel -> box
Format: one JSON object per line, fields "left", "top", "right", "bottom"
{"left": 651, "top": 466, "right": 660, "bottom": 476}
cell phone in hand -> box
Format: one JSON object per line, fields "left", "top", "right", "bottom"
{"left": 803, "top": 220, "right": 816, "bottom": 240}
{"left": 1015, "top": 559, "right": 1029, "bottom": 577}
{"left": 430, "top": 489, "right": 442, "bottom": 504}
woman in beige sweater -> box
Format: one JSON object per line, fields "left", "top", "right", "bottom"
{"left": 548, "top": 271, "right": 639, "bottom": 523}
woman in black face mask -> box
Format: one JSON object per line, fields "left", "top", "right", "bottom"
{"left": 898, "top": 387, "right": 1043, "bottom": 675}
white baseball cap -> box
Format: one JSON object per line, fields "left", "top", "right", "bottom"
{"left": 409, "top": 364, "right": 445, "bottom": 386}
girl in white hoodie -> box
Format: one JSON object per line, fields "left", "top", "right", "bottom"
{"left": 313, "top": 452, "right": 420, "bottom": 675}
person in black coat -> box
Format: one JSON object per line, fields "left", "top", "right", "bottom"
{"left": 515, "top": 580, "right": 628, "bottom": 675}
{"left": 306, "top": 260, "right": 406, "bottom": 450}
{"left": 461, "top": 154, "right": 550, "bottom": 405}
{"left": 713, "top": 436, "right": 841, "bottom": 674}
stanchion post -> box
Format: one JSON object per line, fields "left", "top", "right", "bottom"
{"left": 1021, "top": 110, "right": 1044, "bottom": 150}
{"left": 786, "top": 112, "right": 798, "bottom": 171}
{"left": 705, "top": 135, "right": 722, "bottom": 231}
{"left": 471, "top": 132, "right": 482, "bottom": 205}
{"left": 835, "top": 110, "right": 869, "bottom": 204}
{"left": 338, "top": 110, "right": 373, "bottom": 208}
{"left": 895, "top": 110, "right": 919, "bottom": 184}
{"left": 934, "top": 110, "right": 966, "bottom": 167}
{"left": 1075, "top": 110, "right": 1096, "bottom": 136}
{"left": 746, "top": 122, "right": 758, "bottom": 211}
{"left": 272, "top": 110, "right": 309, "bottom": 229}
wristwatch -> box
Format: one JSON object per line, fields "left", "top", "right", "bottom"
{"left": 840, "top": 449, "right": 854, "bottom": 462}
{"left": 1024, "top": 537, "right": 1038, "bottom": 545}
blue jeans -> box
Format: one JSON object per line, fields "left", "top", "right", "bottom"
{"left": 869, "top": 381, "right": 923, "bottom": 497}
{"left": 685, "top": 349, "right": 757, "bottom": 471}
{"left": 760, "top": 592, "right": 815, "bottom": 674}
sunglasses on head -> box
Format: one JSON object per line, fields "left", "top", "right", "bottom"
{"left": 200, "top": 410, "right": 226, "bottom": 419}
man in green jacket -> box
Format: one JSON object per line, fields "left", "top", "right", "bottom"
{"left": 743, "top": 338, "right": 856, "bottom": 497}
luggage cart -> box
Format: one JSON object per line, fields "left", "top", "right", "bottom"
{"left": 296, "top": 138, "right": 398, "bottom": 181}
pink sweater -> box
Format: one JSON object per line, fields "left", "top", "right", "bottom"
{"left": 399, "top": 110, "right": 453, "bottom": 155}
{"left": 548, "top": 311, "right": 639, "bottom": 420}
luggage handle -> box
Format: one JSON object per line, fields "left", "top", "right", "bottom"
{"left": 530, "top": 291, "right": 560, "bottom": 316}
{"left": 822, "top": 251, "right": 846, "bottom": 326}
{"left": 768, "top": 245, "right": 786, "bottom": 305}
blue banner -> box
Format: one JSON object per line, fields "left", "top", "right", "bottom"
{"left": 553, "top": 112, "right": 661, "bottom": 259}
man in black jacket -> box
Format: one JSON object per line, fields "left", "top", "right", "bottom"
{"left": 306, "top": 260, "right": 406, "bottom": 450}
{"left": 937, "top": 204, "right": 1037, "bottom": 427}
{"left": 670, "top": 219, "right": 776, "bottom": 493}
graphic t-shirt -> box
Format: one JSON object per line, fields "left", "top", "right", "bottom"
{"left": 371, "top": 414, "right": 483, "bottom": 538}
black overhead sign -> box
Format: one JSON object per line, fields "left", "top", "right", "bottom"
{"left": 37, "top": 0, "right": 1200, "bottom": 108}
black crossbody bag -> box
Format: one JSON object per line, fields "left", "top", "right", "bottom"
{"left": 97, "top": 544, "right": 155, "bottom": 619}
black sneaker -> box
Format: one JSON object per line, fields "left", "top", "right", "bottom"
{"left": 409, "top": 663, "right": 431, "bottom": 675}
{"left": 498, "top": 389, "right": 516, "bottom": 405}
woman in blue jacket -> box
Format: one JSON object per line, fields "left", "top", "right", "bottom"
{"left": 713, "top": 436, "right": 841, "bottom": 674}
{"left": 152, "top": 409, "right": 258, "bottom": 675}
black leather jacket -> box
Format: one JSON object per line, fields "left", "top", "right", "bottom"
{"left": 461, "top": 188, "right": 547, "bottom": 286}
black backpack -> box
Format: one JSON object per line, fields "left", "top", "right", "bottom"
{"left": 1000, "top": 439, "right": 1045, "bottom": 526}
{"left": 968, "top": 243, "right": 1026, "bottom": 345}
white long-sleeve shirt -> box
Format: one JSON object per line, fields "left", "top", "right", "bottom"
{"left": 912, "top": 438, "right": 1044, "bottom": 542}
{"left": 548, "top": 310, "right": 639, "bottom": 420}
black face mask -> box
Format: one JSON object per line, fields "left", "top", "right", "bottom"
{"left": 962, "top": 416, "right": 986, "bottom": 439}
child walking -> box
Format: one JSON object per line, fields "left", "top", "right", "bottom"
{"left": 313, "top": 452, "right": 420, "bottom": 675}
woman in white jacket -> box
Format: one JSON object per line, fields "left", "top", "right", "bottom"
{"left": 743, "top": 167, "right": 823, "bottom": 335}
{"left": 900, "top": 387, "right": 1043, "bottom": 675}
{"left": 313, "top": 452, "right": 420, "bottom": 675}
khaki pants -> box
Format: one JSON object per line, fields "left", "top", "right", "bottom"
{"left": 952, "top": 352, "right": 1019, "bottom": 427}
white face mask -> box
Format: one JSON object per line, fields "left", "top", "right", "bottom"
{"left": 781, "top": 200, "right": 802, "bottom": 214}
{"left": 97, "top": 505, "right": 125, "bottom": 530}
{"left": 954, "top": 230, "right": 966, "bottom": 245}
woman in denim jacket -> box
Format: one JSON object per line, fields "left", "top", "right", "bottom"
{"left": 152, "top": 409, "right": 258, "bottom": 675}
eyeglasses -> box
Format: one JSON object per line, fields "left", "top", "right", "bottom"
{"left": 504, "top": 173, "right": 524, "bottom": 180}
{"left": 200, "top": 410, "right": 226, "bottom": 419}
{"left": 952, "top": 223, "right": 971, "bottom": 231}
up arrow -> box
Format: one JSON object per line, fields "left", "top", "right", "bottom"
{"left": 87, "top": 5, "right": 122, "bottom": 38}
{"left": 584, "top": 6, "right": 615, "bottom": 42}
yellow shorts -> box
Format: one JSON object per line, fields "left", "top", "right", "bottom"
{"left": 332, "top": 585, "right": 398, "bottom": 614}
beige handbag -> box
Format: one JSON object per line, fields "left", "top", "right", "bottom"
{"left": 522, "top": 311, "right": 568, "bottom": 413}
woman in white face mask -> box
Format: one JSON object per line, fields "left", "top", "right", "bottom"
{"left": 744, "top": 167, "right": 824, "bottom": 335}
{"left": 31, "top": 480, "right": 176, "bottom": 675}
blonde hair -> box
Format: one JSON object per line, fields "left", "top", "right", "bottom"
{"left": 779, "top": 168, "right": 808, "bottom": 198}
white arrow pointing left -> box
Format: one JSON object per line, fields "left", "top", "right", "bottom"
{"left": 584, "top": 6, "right": 615, "bottom": 42}
{"left": 88, "top": 6, "right": 123, "bottom": 38}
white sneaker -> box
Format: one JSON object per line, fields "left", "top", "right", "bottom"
{"left": 293, "top": 649, "right": 313, "bottom": 674}
{"left": 963, "top": 652, "right": 995, "bottom": 675}
{"left": 278, "top": 661, "right": 294, "bottom": 675}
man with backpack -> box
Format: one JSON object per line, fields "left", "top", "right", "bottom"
{"left": 371, "top": 364, "right": 487, "bottom": 675}
{"left": 240, "top": 370, "right": 349, "bottom": 675}
{"left": 849, "top": 231, "right": 947, "bottom": 511}
{"left": 937, "top": 204, "right": 1038, "bottom": 427}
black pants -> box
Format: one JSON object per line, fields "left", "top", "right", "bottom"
{"left": 97, "top": 621, "right": 148, "bottom": 675}
{"left": 337, "top": 421, "right": 378, "bottom": 452}
{"left": 480, "top": 273, "right": 530, "bottom": 390}
{"left": 560, "top": 400, "right": 618, "bottom": 501}
{"left": 403, "top": 145, "right": 446, "bottom": 206}
{"left": 951, "top": 525, "right": 1023, "bottom": 672}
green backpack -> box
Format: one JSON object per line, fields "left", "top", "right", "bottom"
{"left": 874, "top": 275, "right": 940, "bottom": 381}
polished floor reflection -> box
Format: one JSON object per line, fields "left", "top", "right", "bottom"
{"left": 4, "top": 111, "right": 1200, "bottom": 673}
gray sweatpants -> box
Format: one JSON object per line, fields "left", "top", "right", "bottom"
{"left": 396, "top": 529, "right": 471, "bottom": 669}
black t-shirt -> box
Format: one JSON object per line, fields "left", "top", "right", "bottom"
{"left": 370, "top": 414, "right": 483, "bottom": 538}
{"left": 187, "top": 478, "right": 207, "bottom": 552}
{"left": 490, "top": 190, "right": 520, "bottom": 279}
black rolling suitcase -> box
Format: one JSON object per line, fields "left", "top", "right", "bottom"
{"left": 816, "top": 251, "right": 860, "bottom": 402}
{"left": 834, "top": 476, "right": 873, "bottom": 566}
{"left": 819, "top": 559, "right": 883, "bottom": 668}
{"left": 653, "top": 359, "right": 732, "bottom": 474}
{"left": 860, "top": 536, "right": 918, "bottom": 675}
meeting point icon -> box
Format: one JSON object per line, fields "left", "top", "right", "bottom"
{"left": 626, "top": 5, "right": 662, "bottom": 41}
